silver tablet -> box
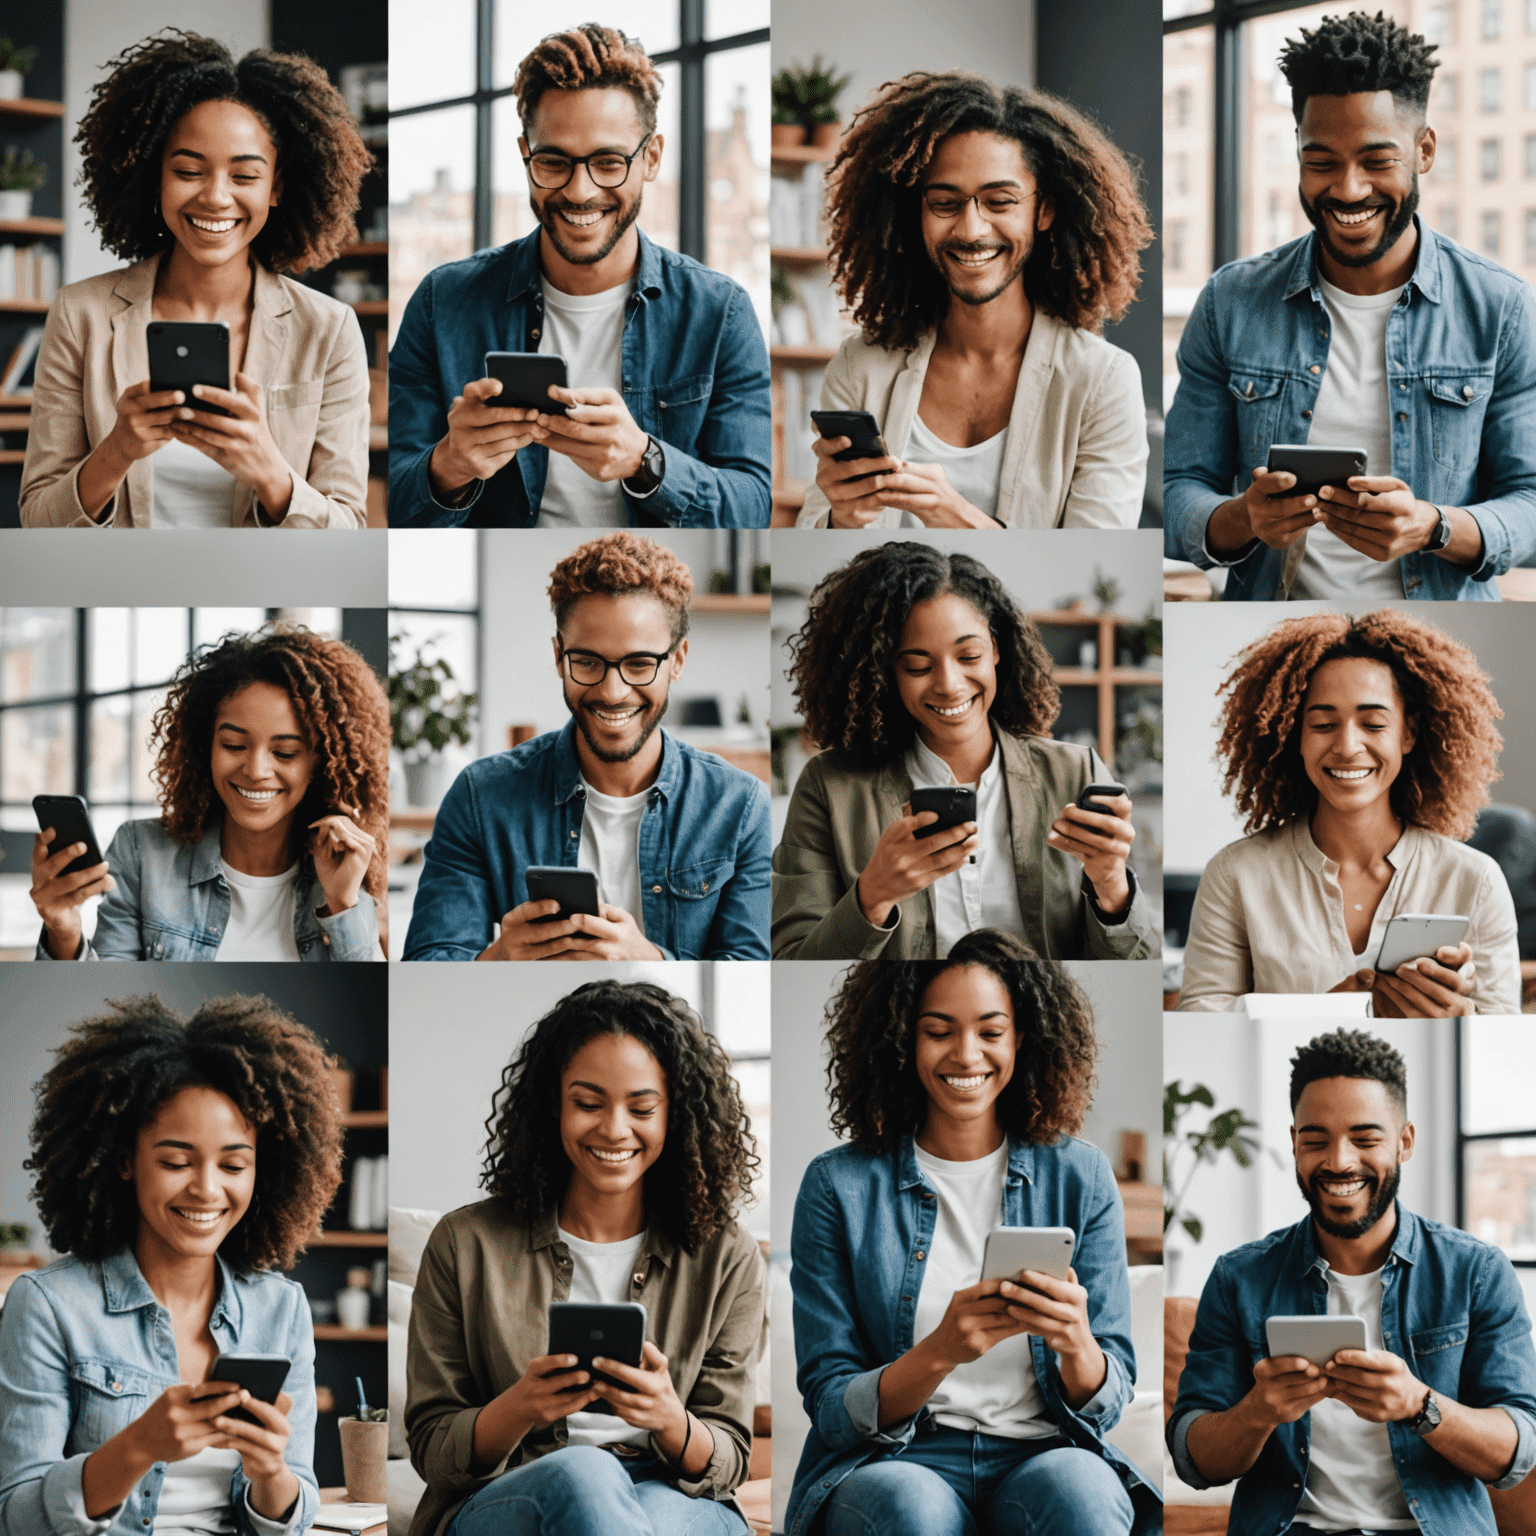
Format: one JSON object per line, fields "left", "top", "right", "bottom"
{"left": 980, "top": 1226, "right": 1075, "bottom": 1285}
{"left": 1264, "top": 1314, "right": 1367, "bottom": 1367}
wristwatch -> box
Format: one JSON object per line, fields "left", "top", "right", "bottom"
{"left": 1403, "top": 1388, "right": 1442, "bottom": 1437}
{"left": 1423, "top": 503, "right": 1452, "bottom": 552}
{"left": 623, "top": 434, "right": 666, "bottom": 499}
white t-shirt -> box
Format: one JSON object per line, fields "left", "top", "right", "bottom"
{"left": 153, "top": 1445, "right": 240, "bottom": 1532}
{"left": 901, "top": 414, "right": 1007, "bottom": 527}
{"left": 1295, "top": 1263, "right": 1417, "bottom": 1530}
{"left": 535, "top": 278, "right": 632, "bottom": 527}
{"left": 151, "top": 437, "right": 237, "bottom": 528}
{"left": 557, "top": 1225, "right": 650, "bottom": 1449}
{"left": 579, "top": 780, "right": 648, "bottom": 935}
{"left": 904, "top": 735, "right": 1025, "bottom": 959}
{"left": 911, "top": 1140, "right": 1055, "bottom": 1438}
{"left": 216, "top": 860, "right": 301, "bottom": 962}
{"left": 1291, "top": 277, "right": 1406, "bottom": 602}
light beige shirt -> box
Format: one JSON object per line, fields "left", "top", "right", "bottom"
{"left": 1178, "top": 819, "right": 1521, "bottom": 1014}
{"left": 20, "top": 253, "right": 369, "bottom": 528}
{"left": 795, "top": 312, "right": 1147, "bottom": 529}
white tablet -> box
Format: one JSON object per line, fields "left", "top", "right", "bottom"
{"left": 1264, "top": 1314, "right": 1367, "bottom": 1367}
{"left": 980, "top": 1226, "right": 1075, "bottom": 1285}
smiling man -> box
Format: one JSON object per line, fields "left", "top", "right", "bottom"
{"left": 1165, "top": 10, "right": 1536, "bottom": 600}
{"left": 1168, "top": 1029, "right": 1536, "bottom": 1534}
{"left": 796, "top": 71, "right": 1152, "bottom": 529}
{"left": 402, "top": 532, "right": 770, "bottom": 960}
{"left": 389, "top": 24, "right": 770, "bottom": 529}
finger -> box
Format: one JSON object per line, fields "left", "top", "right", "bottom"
{"left": 464, "top": 376, "right": 505, "bottom": 402}
{"left": 811, "top": 433, "right": 851, "bottom": 453}
{"left": 189, "top": 383, "right": 253, "bottom": 416}
{"left": 508, "top": 899, "right": 564, "bottom": 924}
{"left": 1252, "top": 468, "right": 1296, "bottom": 491}
{"left": 134, "top": 386, "right": 186, "bottom": 410}
{"left": 232, "top": 373, "right": 263, "bottom": 404}
{"left": 639, "top": 1341, "right": 667, "bottom": 1371}
{"left": 589, "top": 1354, "right": 649, "bottom": 1388}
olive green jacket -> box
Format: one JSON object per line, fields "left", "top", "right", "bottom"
{"left": 771, "top": 731, "right": 1157, "bottom": 960}
{"left": 405, "top": 1199, "right": 765, "bottom": 1536}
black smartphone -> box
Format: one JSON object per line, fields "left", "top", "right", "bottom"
{"left": 483, "top": 351, "right": 570, "bottom": 415}
{"left": 526, "top": 865, "right": 602, "bottom": 921}
{"left": 910, "top": 786, "right": 977, "bottom": 840}
{"left": 146, "top": 321, "right": 234, "bottom": 418}
{"left": 810, "top": 408, "right": 888, "bottom": 462}
{"left": 196, "top": 1352, "right": 290, "bottom": 1426}
{"left": 1265, "top": 443, "right": 1367, "bottom": 497}
{"left": 547, "top": 1302, "right": 647, "bottom": 1414}
{"left": 1076, "top": 783, "right": 1128, "bottom": 813}
{"left": 32, "top": 795, "right": 105, "bottom": 878}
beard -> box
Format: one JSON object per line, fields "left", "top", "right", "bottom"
{"left": 930, "top": 231, "right": 1032, "bottom": 307}
{"left": 1297, "top": 1158, "right": 1402, "bottom": 1240}
{"left": 1300, "top": 173, "right": 1419, "bottom": 269}
{"left": 537, "top": 189, "right": 644, "bottom": 266}
{"left": 565, "top": 687, "right": 669, "bottom": 763}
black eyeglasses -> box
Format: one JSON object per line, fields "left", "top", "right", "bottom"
{"left": 921, "top": 187, "right": 1039, "bottom": 220}
{"left": 524, "top": 133, "right": 655, "bottom": 191}
{"left": 561, "top": 646, "right": 674, "bottom": 686}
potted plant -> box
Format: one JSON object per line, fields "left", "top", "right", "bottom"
{"left": 389, "top": 633, "right": 478, "bottom": 809}
{"left": 770, "top": 94, "right": 804, "bottom": 150}
{"left": 0, "top": 145, "right": 45, "bottom": 221}
{"left": 773, "top": 58, "right": 852, "bottom": 149}
{"left": 0, "top": 38, "right": 39, "bottom": 102}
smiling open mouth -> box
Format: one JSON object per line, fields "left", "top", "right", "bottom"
{"left": 172, "top": 1207, "right": 226, "bottom": 1227}
{"left": 556, "top": 207, "right": 612, "bottom": 230}
{"left": 1316, "top": 1175, "right": 1370, "bottom": 1198}
{"left": 231, "top": 785, "right": 282, "bottom": 803}
{"left": 1325, "top": 767, "right": 1373, "bottom": 781}
{"left": 940, "top": 1072, "right": 991, "bottom": 1091}
{"left": 945, "top": 247, "right": 1003, "bottom": 267}
{"left": 1328, "top": 206, "right": 1383, "bottom": 227}
{"left": 928, "top": 696, "right": 977, "bottom": 720}
{"left": 589, "top": 705, "right": 643, "bottom": 726}
{"left": 186, "top": 214, "right": 239, "bottom": 234}
{"left": 587, "top": 1148, "right": 639, "bottom": 1164}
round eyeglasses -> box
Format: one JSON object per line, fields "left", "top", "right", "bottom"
{"left": 921, "top": 187, "right": 1039, "bottom": 220}
{"left": 561, "top": 646, "right": 674, "bottom": 687}
{"left": 524, "top": 133, "right": 655, "bottom": 191}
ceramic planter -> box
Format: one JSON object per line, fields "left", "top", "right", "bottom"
{"left": 0, "top": 71, "right": 23, "bottom": 101}
{"left": 0, "top": 190, "right": 33, "bottom": 221}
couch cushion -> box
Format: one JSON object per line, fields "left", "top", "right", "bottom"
{"left": 1165, "top": 1295, "right": 1200, "bottom": 1424}
{"left": 389, "top": 1207, "right": 442, "bottom": 1287}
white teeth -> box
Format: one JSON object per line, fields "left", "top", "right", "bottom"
{"left": 941, "top": 1073, "right": 988, "bottom": 1089}
{"left": 1321, "top": 1178, "right": 1367, "bottom": 1196}
{"left": 951, "top": 251, "right": 1000, "bottom": 265}
{"left": 1330, "top": 208, "right": 1379, "bottom": 226}
{"left": 931, "top": 699, "right": 974, "bottom": 718}
{"left": 174, "top": 1209, "right": 224, "bottom": 1224}
{"left": 589, "top": 1148, "right": 637, "bottom": 1163}
{"left": 233, "top": 786, "right": 281, "bottom": 802}
{"left": 592, "top": 708, "right": 640, "bottom": 723}
{"left": 188, "top": 215, "right": 238, "bottom": 232}
{"left": 1327, "top": 768, "right": 1371, "bottom": 781}
{"left": 559, "top": 209, "right": 607, "bottom": 228}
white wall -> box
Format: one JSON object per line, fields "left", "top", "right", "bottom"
{"left": 1163, "top": 1015, "right": 1457, "bottom": 1299}
{"left": 1166, "top": 601, "right": 1536, "bottom": 875}
{"left": 64, "top": 0, "right": 270, "bottom": 285}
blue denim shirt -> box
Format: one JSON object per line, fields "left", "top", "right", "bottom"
{"left": 786, "top": 1135, "right": 1161, "bottom": 1536}
{"left": 401, "top": 722, "right": 771, "bottom": 960}
{"left": 0, "top": 1249, "right": 319, "bottom": 1536}
{"left": 35, "top": 819, "right": 382, "bottom": 962}
{"left": 1164, "top": 221, "right": 1536, "bottom": 599}
{"left": 388, "top": 228, "right": 771, "bottom": 528}
{"left": 1167, "top": 1205, "right": 1536, "bottom": 1535}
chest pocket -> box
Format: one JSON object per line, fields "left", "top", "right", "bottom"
{"left": 70, "top": 1359, "right": 157, "bottom": 1450}
{"left": 666, "top": 859, "right": 732, "bottom": 902}
{"left": 1227, "top": 373, "right": 1287, "bottom": 473}
{"left": 1407, "top": 1319, "right": 1470, "bottom": 1389}
{"left": 140, "top": 924, "right": 208, "bottom": 962}
{"left": 1426, "top": 372, "right": 1493, "bottom": 471}
{"left": 650, "top": 371, "right": 713, "bottom": 447}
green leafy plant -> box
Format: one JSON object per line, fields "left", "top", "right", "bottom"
{"left": 1164, "top": 1081, "right": 1261, "bottom": 1243}
{"left": 771, "top": 264, "right": 796, "bottom": 318}
{"left": 351, "top": 1405, "right": 389, "bottom": 1423}
{"left": 771, "top": 57, "right": 853, "bottom": 130}
{"left": 1092, "top": 566, "right": 1122, "bottom": 613}
{"left": 389, "top": 633, "right": 478, "bottom": 762}
{"left": 0, "top": 146, "right": 46, "bottom": 192}
{"left": 0, "top": 38, "right": 40, "bottom": 75}
{"left": 0, "top": 1222, "right": 30, "bottom": 1248}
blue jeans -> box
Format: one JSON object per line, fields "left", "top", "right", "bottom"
{"left": 822, "top": 1427, "right": 1134, "bottom": 1536}
{"left": 446, "top": 1446, "right": 748, "bottom": 1536}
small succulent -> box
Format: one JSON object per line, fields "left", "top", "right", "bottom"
{"left": 0, "top": 38, "right": 40, "bottom": 75}
{"left": 0, "top": 146, "right": 46, "bottom": 193}
{"left": 770, "top": 57, "right": 853, "bottom": 130}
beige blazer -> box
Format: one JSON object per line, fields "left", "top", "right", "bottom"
{"left": 20, "top": 254, "right": 369, "bottom": 528}
{"left": 796, "top": 311, "right": 1148, "bottom": 528}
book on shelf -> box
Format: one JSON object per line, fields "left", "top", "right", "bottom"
{"left": 0, "top": 244, "right": 60, "bottom": 303}
{"left": 0, "top": 325, "right": 44, "bottom": 395}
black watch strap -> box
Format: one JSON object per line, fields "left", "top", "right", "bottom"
{"left": 1424, "top": 504, "right": 1452, "bottom": 552}
{"left": 624, "top": 435, "right": 665, "bottom": 498}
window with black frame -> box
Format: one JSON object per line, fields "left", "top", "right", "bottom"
{"left": 388, "top": 0, "right": 770, "bottom": 344}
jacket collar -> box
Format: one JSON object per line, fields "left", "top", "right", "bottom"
{"left": 108, "top": 251, "right": 293, "bottom": 318}
{"left": 1284, "top": 217, "right": 1441, "bottom": 306}
{"left": 898, "top": 1133, "right": 1036, "bottom": 1191}
{"left": 530, "top": 1203, "right": 680, "bottom": 1271}
{"left": 504, "top": 227, "right": 666, "bottom": 305}
{"left": 102, "top": 1246, "right": 242, "bottom": 1330}
{"left": 1286, "top": 816, "right": 1418, "bottom": 876}
{"left": 1297, "top": 1200, "right": 1419, "bottom": 1273}
{"left": 184, "top": 818, "right": 315, "bottom": 888}
{"left": 551, "top": 719, "right": 679, "bottom": 805}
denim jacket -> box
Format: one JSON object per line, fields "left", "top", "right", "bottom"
{"left": 388, "top": 228, "right": 771, "bottom": 528}
{"left": 786, "top": 1135, "right": 1161, "bottom": 1536}
{"left": 1168, "top": 1205, "right": 1536, "bottom": 1535}
{"left": 1164, "top": 221, "right": 1536, "bottom": 599}
{"left": 0, "top": 1249, "right": 319, "bottom": 1536}
{"left": 401, "top": 722, "right": 771, "bottom": 960}
{"left": 35, "top": 818, "right": 382, "bottom": 962}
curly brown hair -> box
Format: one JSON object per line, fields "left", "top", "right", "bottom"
{"left": 151, "top": 623, "right": 391, "bottom": 901}
{"left": 481, "top": 980, "right": 757, "bottom": 1253}
{"left": 75, "top": 30, "right": 373, "bottom": 273}
{"left": 825, "top": 73, "right": 1152, "bottom": 351}
{"left": 26, "top": 994, "right": 344, "bottom": 1271}
{"left": 824, "top": 930, "right": 1097, "bottom": 1154}
{"left": 1215, "top": 609, "right": 1502, "bottom": 842}
{"left": 788, "top": 542, "right": 1059, "bottom": 769}
{"left": 513, "top": 24, "right": 664, "bottom": 133}
{"left": 547, "top": 531, "right": 694, "bottom": 646}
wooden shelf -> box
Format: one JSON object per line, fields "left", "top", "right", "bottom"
{"left": 340, "top": 241, "right": 387, "bottom": 257}
{"left": 694, "top": 594, "right": 770, "bottom": 613}
{"left": 1055, "top": 668, "right": 1161, "bottom": 687}
{"left": 0, "top": 299, "right": 50, "bottom": 313}
{"left": 0, "top": 449, "right": 25, "bottom": 464}
{"left": 341, "top": 1109, "right": 388, "bottom": 1129}
{"left": 0, "top": 412, "right": 29, "bottom": 431}
{"left": 771, "top": 245, "right": 829, "bottom": 266}
{"left": 0, "top": 217, "right": 62, "bottom": 237}
{"left": 350, "top": 300, "right": 388, "bottom": 315}
{"left": 312, "top": 1325, "right": 386, "bottom": 1343}
{"left": 0, "top": 394, "right": 30, "bottom": 409}
{"left": 390, "top": 807, "right": 437, "bottom": 832}
{"left": 771, "top": 344, "right": 837, "bottom": 364}
{"left": 309, "top": 1230, "right": 387, "bottom": 1248}
{"left": 0, "top": 98, "right": 64, "bottom": 121}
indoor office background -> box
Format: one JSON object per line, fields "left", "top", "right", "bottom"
{"left": 0, "top": 605, "right": 388, "bottom": 956}
{"left": 0, "top": 962, "right": 390, "bottom": 1490}
{"left": 768, "top": 958, "right": 1164, "bottom": 1533}
{"left": 768, "top": 0, "right": 1162, "bottom": 524}
{"left": 387, "top": 0, "right": 772, "bottom": 343}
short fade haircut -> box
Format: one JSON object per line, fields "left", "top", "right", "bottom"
{"left": 1278, "top": 11, "right": 1438, "bottom": 125}
{"left": 1290, "top": 1028, "right": 1408, "bottom": 1121}
{"left": 513, "top": 23, "right": 664, "bottom": 135}
{"left": 547, "top": 531, "right": 693, "bottom": 646}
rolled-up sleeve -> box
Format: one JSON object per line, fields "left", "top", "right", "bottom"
{"left": 1464, "top": 1248, "right": 1536, "bottom": 1489}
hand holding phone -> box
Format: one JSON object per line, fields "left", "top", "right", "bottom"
{"left": 1049, "top": 784, "right": 1135, "bottom": 913}
{"left": 195, "top": 1354, "right": 290, "bottom": 1426}
{"left": 30, "top": 796, "right": 114, "bottom": 960}
{"left": 147, "top": 321, "right": 234, "bottom": 418}
{"left": 430, "top": 376, "right": 547, "bottom": 498}
{"left": 810, "top": 407, "right": 903, "bottom": 527}
{"left": 855, "top": 799, "right": 980, "bottom": 928}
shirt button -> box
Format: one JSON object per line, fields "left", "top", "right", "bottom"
{"left": 652, "top": 885, "right": 662, "bottom": 894}
{"left": 1463, "top": 384, "right": 1475, "bottom": 398}
{"left": 531, "top": 328, "right": 540, "bottom": 340}
{"left": 915, "top": 1250, "right": 926, "bottom": 1261}
{"left": 1301, "top": 409, "right": 1312, "bottom": 418}
{"left": 1399, "top": 382, "right": 1408, "bottom": 391}
{"left": 632, "top": 1272, "right": 645, "bottom": 1285}
{"left": 1309, "top": 364, "right": 1320, "bottom": 374}
{"left": 111, "top": 1381, "right": 122, "bottom": 1393}
{"left": 1397, "top": 412, "right": 1407, "bottom": 421}
{"left": 569, "top": 829, "right": 579, "bottom": 838}
{"left": 701, "top": 881, "right": 710, "bottom": 893}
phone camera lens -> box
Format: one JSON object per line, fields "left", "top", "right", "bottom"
{"left": 590, "top": 1329, "right": 603, "bottom": 1342}
{"left": 176, "top": 345, "right": 189, "bottom": 358}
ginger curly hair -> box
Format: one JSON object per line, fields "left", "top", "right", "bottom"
{"left": 513, "top": 23, "right": 664, "bottom": 133}
{"left": 823, "top": 930, "right": 1097, "bottom": 1154}
{"left": 826, "top": 72, "right": 1152, "bottom": 351}
{"left": 75, "top": 30, "right": 373, "bottom": 273}
{"left": 480, "top": 981, "right": 758, "bottom": 1253}
{"left": 548, "top": 530, "right": 694, "bottom": 646}
{"left": 151, "top": 624, "right": 391, "bottom": 901}
{"left": 788, "top": 542, "right": 1059, "bottom": 769}
{"left": 1215, "top": 609, "right": 1502, "bottom": 842}
{"left": 26, "top": 994, "right": 344, "bottom": 1271}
